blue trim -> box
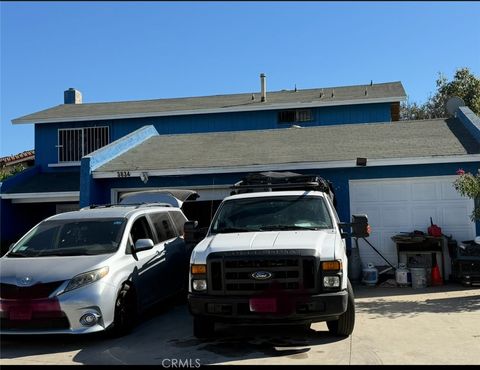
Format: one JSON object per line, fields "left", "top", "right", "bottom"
{"left": 80, "top": 125, "right": 159, "bottom": 207}
{"left": 457, "top": 107, "right": 480, "bottom": 144}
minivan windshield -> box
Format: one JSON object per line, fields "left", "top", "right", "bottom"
{"left": 8, "top": 218, "right": 127, "bottom": 257}
{"left": 210, "top": 195, "right": 333, "bottom": 234}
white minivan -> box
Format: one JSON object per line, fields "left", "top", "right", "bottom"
{"left": 0, "top": 190, "right": 196, "bottom": 335}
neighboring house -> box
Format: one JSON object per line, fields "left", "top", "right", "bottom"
{"left": 0, "top": 150, "right": 35, "bottom": 174}
{"left": 2, "top": 74, "right": 480, "bottom": 268}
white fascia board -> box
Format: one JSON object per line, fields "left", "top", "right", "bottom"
{"left": 1, "top": 191, "right": 80, "bottom": 203}
{"left": 92, "top": 154, "right": 480, "bottom": 179}
{"left": 12, "top": 96, "right": 406, "bottom": 125}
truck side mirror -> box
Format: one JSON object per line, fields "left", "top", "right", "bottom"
{"left": 351, "top": 214, "right": 370, "bottom": 238}
{"left": 184, "top": 220, "right": 199, "bottom": 233}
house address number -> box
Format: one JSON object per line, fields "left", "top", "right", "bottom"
{"left": 117, "top": 171, "right": 131, "bottom": 178}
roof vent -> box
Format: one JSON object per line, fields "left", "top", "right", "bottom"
{"left": 260, "top": 73, "right": 267, "bottom": 102}
{"left": 64, "top": 88, "right": 82, "bottom": 104}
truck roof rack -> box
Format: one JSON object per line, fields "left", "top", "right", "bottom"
{"left": 230, "top": 171, "right": 336, "bottom": 204}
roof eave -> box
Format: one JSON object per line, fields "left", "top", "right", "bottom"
{"left": 11, "top": 96, "right": 406, "bottom": 125}
{"left": 92, "top": 154, "right": 480, "bottom": 179}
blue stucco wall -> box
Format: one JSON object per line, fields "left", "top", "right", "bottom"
{"left": 0, "top": 166, "right": 41, "bottom": 250}
{"left": 85, "top": 161, "right": 480, "bottom": 238}
{"left": 35, "top": 103, "right": 392, "bottom": 171}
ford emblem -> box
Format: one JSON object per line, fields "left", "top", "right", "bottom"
{"left": 251, "top": 271, "right": 272, "bottom": 280}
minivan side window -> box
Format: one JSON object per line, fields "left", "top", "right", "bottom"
{"left": 169, "top": 210, "right": 187, "bottom": 236}
{"left": 149, "top": 212, "right": 177, "bottom": 243}
{"left": 130, "top": 216, "right": 155, "bottom": 244}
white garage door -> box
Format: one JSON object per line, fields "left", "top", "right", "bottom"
{"left": 349, "top": 176, "right": 476, "bottom": 267}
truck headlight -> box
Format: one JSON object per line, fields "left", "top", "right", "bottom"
{"left": 323, "top": 276, "right": 340, "bottom": 288}
{"left": 192, "top": 279, "right": 207, "bottom": 291}
{"left": 63, "top": 267, "right": 109, "bottom": 293}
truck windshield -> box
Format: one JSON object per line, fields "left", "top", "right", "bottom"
{"left": 211, "top": 195, "right": 333, "bottom": 234}
{"left": 8, "top": 218, "right": 127, "bottom": 257}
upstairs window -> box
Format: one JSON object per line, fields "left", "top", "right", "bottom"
{"left": 278, "top": 109, "right": 314, "bottom": 123}
{"left": 58, "top": 126, "right": 109, "bottom": 162}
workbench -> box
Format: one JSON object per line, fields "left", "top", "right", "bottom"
{"left": 391, "top": 235, "right": 451, "bottom": 283}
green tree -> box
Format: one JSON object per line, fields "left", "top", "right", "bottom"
{"left": 401, "top": 67, "right": 480, "bottom": 120}
{"left": 0, "top": 164, "right": 26, "bottom": 182}
{"left": 453, "top": 169, "right": 480, "bottom": 221}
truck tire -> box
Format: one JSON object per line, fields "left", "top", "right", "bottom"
{"left": 193, "top": 316, "right": 215, "bottom": 338}
{"left": 327, "top": 279, "right": 355, "bottom": 337}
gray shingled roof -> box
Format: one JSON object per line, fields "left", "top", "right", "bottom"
{"left": 4, "top": 172, "right": 80, "bottom": 194}
{"left": 13, "top": 82, "right": 406, "bottom": 124}
{"left": 94, "top": 118, "right": 480, "bottom": 174}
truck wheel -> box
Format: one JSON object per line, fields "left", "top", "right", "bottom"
{"left": 111, "top": 283, "right": 137, "bottom": 337}
{"left": 193, "top": 316, "right": 215, "bottom": 338}
{"left": 327, "top": 279, "right": 355, "bottom": 337}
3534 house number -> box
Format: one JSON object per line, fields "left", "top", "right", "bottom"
{"left": 117, "top": 171, "right": 131, "bottom": 178}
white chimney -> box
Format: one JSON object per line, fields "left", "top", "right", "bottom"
{"left": 260, "top": 73, "right": 266, "bottom": 102}
{"left": 64, "top": 88, "right": 82, "bottom": 104}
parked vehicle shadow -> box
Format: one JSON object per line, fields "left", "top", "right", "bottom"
{"left": 355, "top": 293, "right": 480, "bottom": 319}
{"left": 352, "top": 282, "right": 478, "bottom": 299}
{"left": 0, "top": 301, "right": 346, "bottom": 365}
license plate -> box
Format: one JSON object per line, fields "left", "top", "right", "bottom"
{"left": 249, "top": 298, "right": 277, "bottom": 313}
{"left": 10, "top": 307, "right": 32, "bottom": 321}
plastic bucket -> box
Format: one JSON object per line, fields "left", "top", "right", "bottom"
{"left": 410, "top": 267, "right": 427, "bottom": 289}
{"left": 395, "top": 264, "right": 410, "bottom": 287}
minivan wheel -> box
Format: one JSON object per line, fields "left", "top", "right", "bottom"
{"left": 111, "top": 283, "right": 137, "bottom": 337}
{"left": 193, "top": 316, "right": 215, "bottom": 338}
{"left": 327, "top": 279, "right": 355, "bottom": 337}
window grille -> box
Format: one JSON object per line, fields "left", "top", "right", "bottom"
{"left": 58, "top": 126, "right": 109, "bottom": 162}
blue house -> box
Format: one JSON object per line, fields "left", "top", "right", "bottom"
{"left": 2, "top": 74, "right": 479, "bottom": 274}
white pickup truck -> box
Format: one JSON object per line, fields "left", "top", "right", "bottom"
{"left": 186, "top": 172, "right": 369, "bottom": 338}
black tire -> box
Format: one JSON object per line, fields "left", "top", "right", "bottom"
{"left": 193, "top": 316, "right": 215, "bottom": 338}
{"left": 327, "top": 279, "right": 355, "bottom": 337}
{"left": 111, "top": 283, "right": 137, "bottom": 337}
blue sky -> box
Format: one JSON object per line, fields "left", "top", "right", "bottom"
{"left": 1, "top": 1, "right": 479, "bottom": 157}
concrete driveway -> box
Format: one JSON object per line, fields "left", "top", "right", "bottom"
{"left": 1, "top": 284, "right": 479, "bottom": 365}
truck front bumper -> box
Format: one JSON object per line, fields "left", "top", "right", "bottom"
{"left": 188, "top": 290, "right": 348, "bottom": 324}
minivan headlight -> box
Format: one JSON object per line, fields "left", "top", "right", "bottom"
{"left": 63, "top": 267, "right": 109, "bottom": 293}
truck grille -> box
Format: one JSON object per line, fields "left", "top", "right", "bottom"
{"left": 207, "top": 251, "right": 317, "bottom": 295}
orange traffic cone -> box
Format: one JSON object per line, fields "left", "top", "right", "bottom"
{"left": 431, "top": 263, "right": 443, "bottom": 286}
